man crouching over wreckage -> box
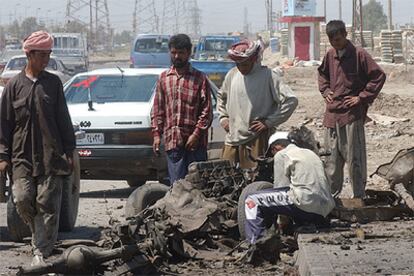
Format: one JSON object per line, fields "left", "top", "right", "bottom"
{"left": 244, "top": 132, "right": 335, "bottom": 244}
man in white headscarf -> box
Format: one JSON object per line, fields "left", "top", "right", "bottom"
{"left": 217, "top": 39, "right": 298, "bottom": 168}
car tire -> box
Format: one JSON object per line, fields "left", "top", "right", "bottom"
{"left": 125, "top": 181, "right": 170, "bottom": 218}
{"left": 237, "top": 181, "right": 273, "bottom": 240}
{"left": 59, "top": 152, "right": 80, "bottom": 232}
{"left": 127, "top": 179, "right": 146, "bottom": 187}
{"left": 7, "top": 192, "right": 31, "bottom": 242}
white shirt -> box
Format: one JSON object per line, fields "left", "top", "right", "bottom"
{"left": 273, "top": 144, "right": 335, "bottom": 217}
{"left": 217, "top": 62, "right": 298, "bottom": 146}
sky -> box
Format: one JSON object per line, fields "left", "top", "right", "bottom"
{"left": 0, "top": 0, "right": 413, "bottom": 35}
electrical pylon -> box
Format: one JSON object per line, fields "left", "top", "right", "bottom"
{"left": 132, "top": 0, "right": 159, "bottom": 34}
{"left": 65, "top": 0, "right": 112, "bottom": 50}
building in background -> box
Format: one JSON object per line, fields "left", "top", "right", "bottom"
{"left": 279, "top": 0, "right": 324, "bottom": 61}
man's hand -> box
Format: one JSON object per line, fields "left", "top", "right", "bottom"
{"left": 153, "top": 137, "right": 161, "bottom": 156}
{"left": 67, "top": 156, "right": 74, "bottom": 171}
{"left": 344, "top": 95, "right": 361, "bottom": 107}
{"left": 185, "top": 134, "right": 199, "bottom": 151}
{"left": 249, "top": 120, "right": 268, "bottom": 133}
{"left": 324, "top": 91, "right": 334, "bottom": 103}
{"left": 0, "top": 161, "right": 8, "bottom": 172}
{"left": 220, "top": 118, "right": 230, "bottom": 132}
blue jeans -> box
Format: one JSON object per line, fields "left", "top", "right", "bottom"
{"left": 244, "top": 186, "right": 326, "bottom": 243}
{"left": 166, "top": 147, "right": 207, "bottom": 185}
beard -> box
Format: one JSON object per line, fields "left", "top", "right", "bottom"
{"left": 172, "top": 58, "right": 188, "bottom": 68}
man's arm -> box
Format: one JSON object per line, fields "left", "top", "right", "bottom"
{"left": 192, "top": 76, "right": 213, "bottom": 138}
{"left": 0, "top": 85, "right": 15, "bottom": 165}
{"left": 264, "top": 72, "right": 298, "bottom": 128}
{"left": 358, "top": 50, "right": 386, "bottom": 104}
{"left": 273, "top": 152, "right": 290, "bottom": 188}
{"left": 217, "top": 69, "right": 232, "bottom": 130}
{"left": 318, "top": 54, "right": 334, "bottom": 102}
{"left": 56, "top": 81, "right": 76, "bottom": 159}
{"left": 150, "top": 77, "right": 165, "bottom": 153}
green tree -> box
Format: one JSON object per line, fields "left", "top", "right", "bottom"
{"left": 64, "top": 20, "right": 88, "bottom": 34}
{"left": 114, "top": 30, "right": 132, "bottom": 45}
{"left": 362, "top": 0, "right": 387, "bottom": 35}
{"left": 21, "top": 17, "right": 44, "bottom": 39}
{"left": 7, "top": 20, "right": 21, "bottom": 39}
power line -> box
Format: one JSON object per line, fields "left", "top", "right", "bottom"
{"left": 66, "top": 0, "right": 112, "bottom": 50}
{"left": 132, "top": 0, "right": 158, "bottom": 34}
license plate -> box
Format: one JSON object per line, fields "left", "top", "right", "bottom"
{"left": 208, "top": 73, "right": 221, "bottom": 82}
{"left": 77, "top": 133, "right": 104, "bottom": 145}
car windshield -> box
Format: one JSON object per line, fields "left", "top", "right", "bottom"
{"left": 204, "top": 39, "right": 235, "bottom": 52}
{"left": 6, "top": 57, "right": 58, "bottom": 71}
{"left": 134, "top": 38, "right": 169, "bottom": 53}
{"left": 1, "top": 50, "right": 23, "bottom": 61}
{"left": 65, "top": 74, "right": 158, "bottom": 104}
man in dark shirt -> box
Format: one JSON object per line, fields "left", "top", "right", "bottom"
{"left": 151, "top": 34, "right": 212, "bottom": 184}
{"left": 318, "top": 20, "right": 386, "bottom": 198}
{"left": 0, "top": 31, "right": 75, "bottom": 266}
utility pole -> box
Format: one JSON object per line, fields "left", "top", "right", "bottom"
{"left": 324, "top": 0, "right": 327, "bottom": 22}
{"left": 89, "top": 0, "right": 93, "bottom": 50}
{"left": 352, "top": 0, "right": 364, "bottom": 47}
{"left": 388, "top": 0, "right": 393, "bottom": 30}
{"left": 243, "top": 7, "right": 249, "bottom": 37}
{"left": 339, "top": 0, "right": 342, "bottom": 20}
{"left": 265, "top": 0, "right": 273, "bottom": 33}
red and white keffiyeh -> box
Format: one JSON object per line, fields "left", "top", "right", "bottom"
{"left": 228, "top": 39, "right": 260, "bottom": 63}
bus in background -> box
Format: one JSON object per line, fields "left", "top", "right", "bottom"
{"left": 130, "top": 34, "right": 171, "bottom": 68}
{"left": 52, "top": 33, "right": 88, "bottom": 74}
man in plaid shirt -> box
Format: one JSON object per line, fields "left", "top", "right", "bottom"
{"left": 151, "top": 34, "right": 213, "bottom": 184}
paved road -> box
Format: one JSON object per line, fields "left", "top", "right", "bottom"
{"left": 0, "top": 179, "right": 134, "bottom": 274}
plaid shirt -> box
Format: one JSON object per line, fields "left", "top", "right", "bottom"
{"left": 151, "top": 65, "right": 213, "bottom": 151}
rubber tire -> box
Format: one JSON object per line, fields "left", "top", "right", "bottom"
{"left": 7, "top": 191, "right": 31, "bottom": 242}
{"left": 127, "top": 179, "right": 145, "bottom": 187}
{"left": 59, "top": 152, "right": 80, "bottom": 232}
{"left": 237, "top": 181, "right": 273, "bottom": 240}
{"left": 125, "top": 182, "right": 169, "bottom": 218}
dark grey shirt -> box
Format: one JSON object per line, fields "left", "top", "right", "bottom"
{"left": 0, "top": 70, "right": 75, "bottom": 179}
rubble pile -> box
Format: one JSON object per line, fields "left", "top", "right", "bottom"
{"left": 18, "top": 159, "right": 295, "bottom": 275}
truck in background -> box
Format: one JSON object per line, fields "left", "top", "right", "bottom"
{"left": 130, "top": 34, "right": 171, "bottom": 68}
{"left": 190, "top": 35, "right": 240, "bottom": 88}
{"left": 129, "top": 34, "right": 240, "bottom": 88}
{"left": 52, "top": 33, "right": 88, "bottom": 74}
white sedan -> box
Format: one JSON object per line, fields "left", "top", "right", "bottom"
{"left": 0, "top": 55, "right": 73, "bottom": 85}
{"left": 64, "top": 68, "right": 223, "bottom": 186}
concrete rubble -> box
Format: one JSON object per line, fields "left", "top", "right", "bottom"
{"left": 16, "top": 131, "right": 414, "bottom": 275}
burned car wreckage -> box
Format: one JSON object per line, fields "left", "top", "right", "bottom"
{"left": 18, "top": 127, "right": 414, "bottom": 275}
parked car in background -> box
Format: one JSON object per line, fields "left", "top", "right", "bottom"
{"left": 0, "top": 49, "right": 23, "bottom": 73}
{"left": 0, "top": 55, "right": 74, "bottom": 86}
{"left": 64, "top": 67, "right": 224, "bottom": 186}
{"left": 130, "top": 34, "right": 171, "bottom": 68}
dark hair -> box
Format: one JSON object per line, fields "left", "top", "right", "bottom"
{"left": 326, "top": 20, "right": 346, "bottom": 39}
{"left": 272, "top": 139, "right": 291, "bottom": 148}
{"left": 168, "top": 34, "right": 192, "bottom": 52}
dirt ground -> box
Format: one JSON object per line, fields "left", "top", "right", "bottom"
{"left": 1, "top": 51, "right": 414, "bottom": 275}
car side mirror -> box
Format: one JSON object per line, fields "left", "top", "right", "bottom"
{"left": 65, "top": 68, "right": 75, "bottom": 76}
